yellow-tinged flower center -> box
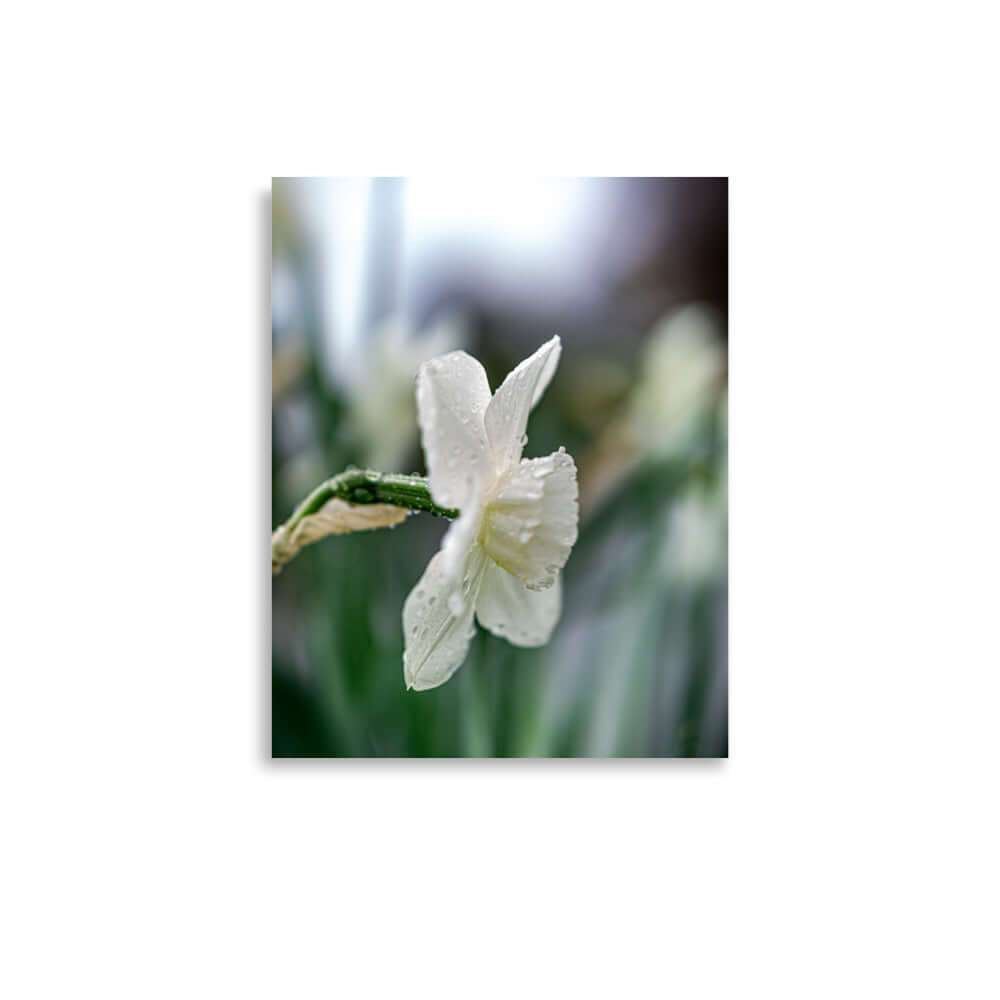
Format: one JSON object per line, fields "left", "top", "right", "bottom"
{"left": 477, "top": 450, "right": 579, "bottom": 591}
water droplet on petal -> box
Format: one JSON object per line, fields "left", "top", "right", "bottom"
{"left": 448, "top": 592, "right": 464, "bottom": 616}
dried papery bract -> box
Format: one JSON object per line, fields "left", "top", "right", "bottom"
{"left": 272, "top": 499, "right": 408, "bottom": 573}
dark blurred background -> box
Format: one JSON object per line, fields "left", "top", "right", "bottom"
{"left": 272, "top": 177, "right": 728, "bottom": 757}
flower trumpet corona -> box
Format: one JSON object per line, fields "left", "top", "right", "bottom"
{"left": 403, "top": 336, "right": 579, "bottom": 691}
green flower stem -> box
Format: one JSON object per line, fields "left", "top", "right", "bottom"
{"left": 282, "top": 468, "right": 459, "bottom": 532}
{"left": 272, "top": 468, "right": 459, "bottom": 574}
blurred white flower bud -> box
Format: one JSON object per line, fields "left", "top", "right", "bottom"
{"left": 629, "top": 303, "right": 725, "bottom": 460}
{"left": 350, "top": 311, "right": 466, "bottom": 472}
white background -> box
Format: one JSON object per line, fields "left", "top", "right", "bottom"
{"left": 2, "top": 3, "right": 997, "bottom": 997}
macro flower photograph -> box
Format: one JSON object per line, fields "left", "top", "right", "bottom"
{"left": 271, "top": 177, "right": 728, "bottom": 757}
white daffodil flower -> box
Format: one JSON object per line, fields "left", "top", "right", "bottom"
{"left": 403, "top": 336, "right": 579, "bottom": 691}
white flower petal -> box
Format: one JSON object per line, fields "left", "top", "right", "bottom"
{"left": 403, "top": 543, "right": 488, "bottom": 691}
{"left": 484, "top": 336, "right": 561, "bottom": 474}
{"left": 439, "top": 502, "right": 484, "bottom": 584}
{"left": 476, "top": 562, "right": 562, "bottom": 647}
{"left": 415, "top": 350, "right": 493, "bottom": 509}
{"left": 529, "top": 338, "right": 561, "bottom": 409}
{"left": 480, "top": 449, "right": 579, "bottom": 590}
